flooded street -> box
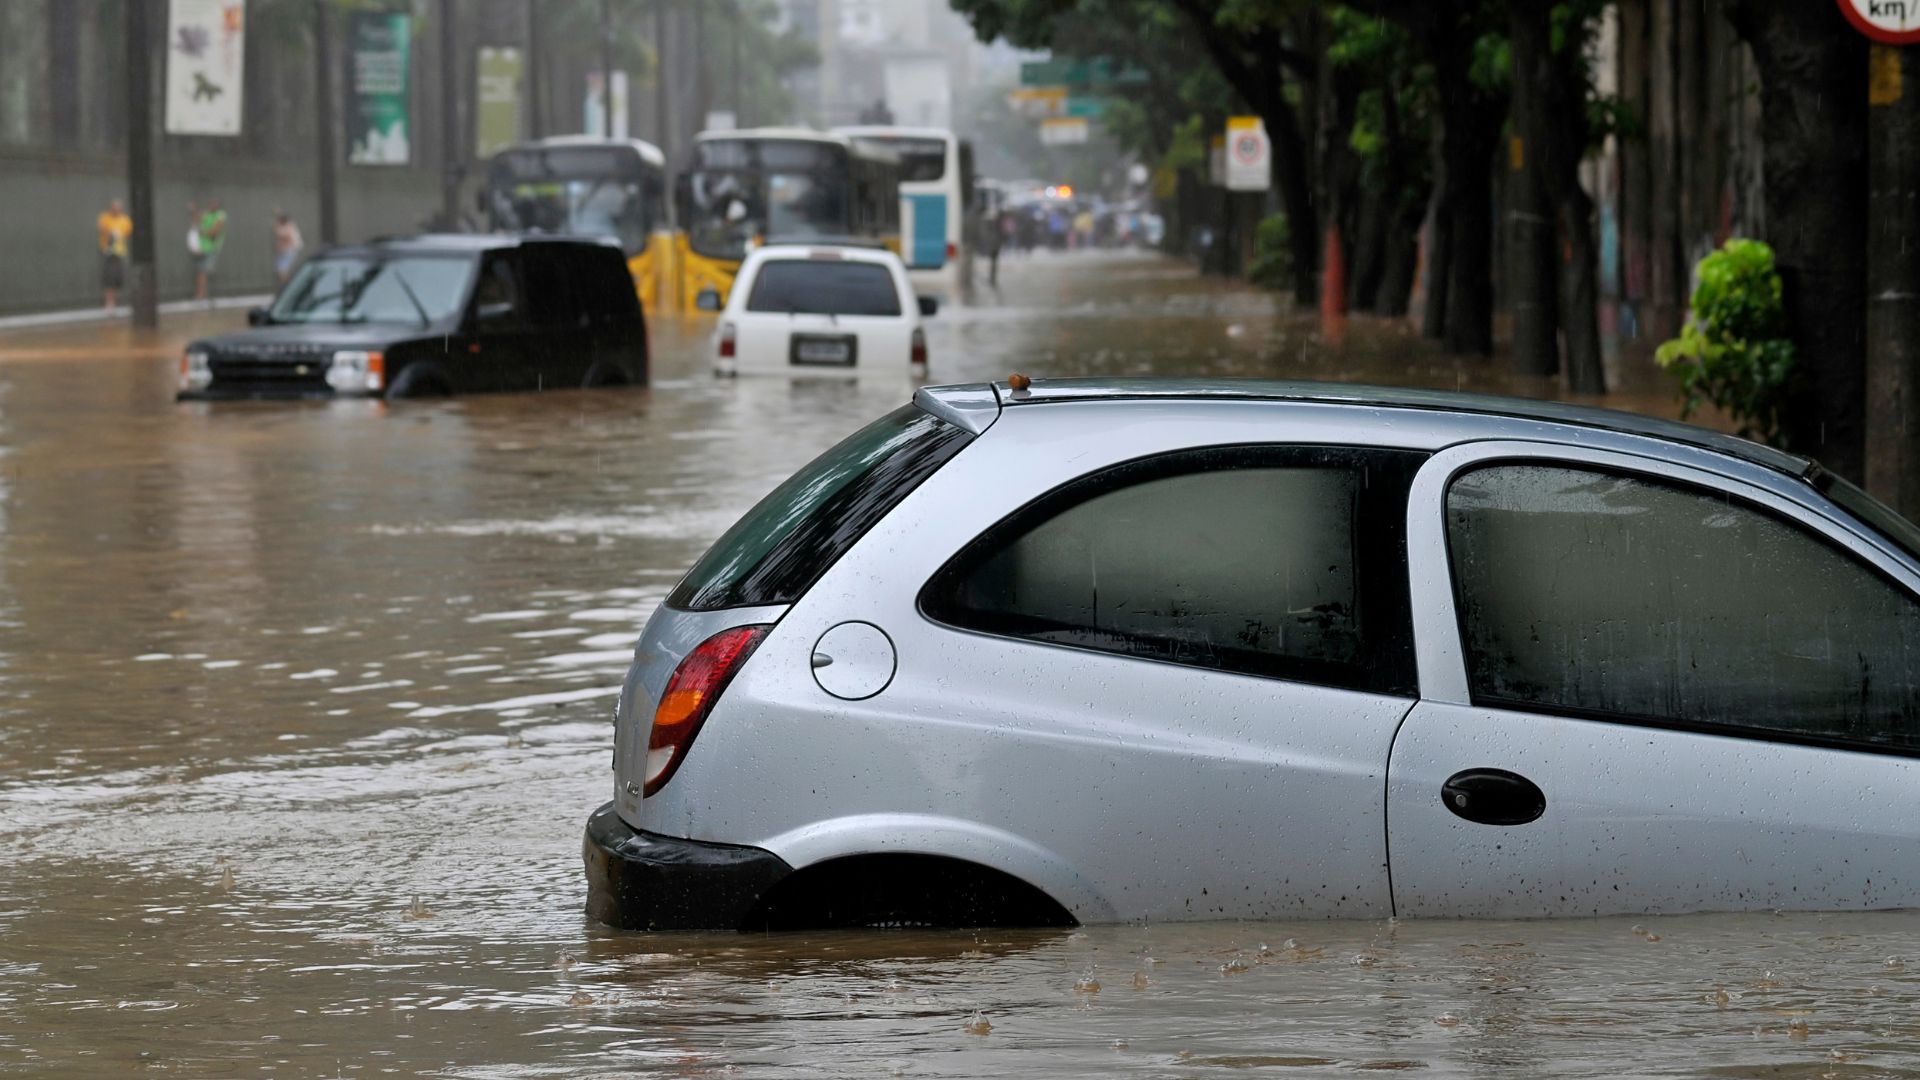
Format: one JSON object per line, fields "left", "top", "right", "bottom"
{"left": 3, "top": 251, "right": 1918, "bottom": 1078}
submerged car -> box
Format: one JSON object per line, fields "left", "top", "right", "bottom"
{"left": 698, "top": 244, "right": 933, "bottom": 378}
{"left": 178, "top": 234, "right": 647, "bottom": 400}
{"left": 585, "top": 378, "right": 1920, "bottom": 931}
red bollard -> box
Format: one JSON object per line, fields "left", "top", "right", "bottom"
{"left": 1321, "top": 224, "right": 1347, "bottom": 347}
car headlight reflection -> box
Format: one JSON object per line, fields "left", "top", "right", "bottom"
{"left": 327, "top": 350, "right": 385, "bottom": 394}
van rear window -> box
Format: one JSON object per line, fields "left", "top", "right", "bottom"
{"left": 667, "top": 404, "right": 972, "bottom": 611}
{"left": 746, "top": 260, "right": 902, "bottom": 316}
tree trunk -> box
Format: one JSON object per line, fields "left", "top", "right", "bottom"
{"left": 1267, "top": 93, "right": 1321, "bottom": 306}
{"left": 1376, "top": 198, "right": 1424, "bottom": 317}
{"left": 1726, "top": 0, "right": 1867, "bottom": 480}
{"left": 1548, "top": 32, "right": 1607, "bottom": 395}
{"left": 1422, "top": 174, "right": 1453, "bottom": 340}
{"left": 1506, "top": 0, "right": 1560, "bottom": 375}
{"left": 1559, "top": 183, "right": 1608, "bottom": 393}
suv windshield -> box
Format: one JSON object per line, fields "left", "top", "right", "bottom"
{"left": 269, "top": 255, "right": 477, "bottom": 326}
{"left": 746, "top": 259, "right": 902, "bottom": 316}
{"left": 668, "top": 405, "right": 972, "bottom": 611}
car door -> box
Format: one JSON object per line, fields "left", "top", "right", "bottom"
{"left": 466, "top": 250, "right": 530, "bottom": 391}
{"left": 517, "top": 245, "right": 593, "bottom": 389}
{"left": 736, "top": 426, "right": 1430, "bottom": 921}
{"left": 1387, "top": 442, "right": 1920, "bottom": 918}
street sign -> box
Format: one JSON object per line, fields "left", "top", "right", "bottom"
{"left": 1019, "top": 57, "right": 1150, "bottom": 89}
{"left": 1225, "top": 116, "right": 1270, "bottom": 191}
{"left": 1837, "top": 0, "right": 1920, "bottom": 44}
{"left": 1040, "top": 117, "right": 1090, "bottom": 146}
{"left": 1007, "top": 86, "right": 1068, "bottom": 119}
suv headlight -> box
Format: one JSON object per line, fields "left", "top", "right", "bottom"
{"left": 327, "top": 350, "right": 385, "bottom": 394}
{"left": 179, "top": 349, "right": 210, "bottom": 392}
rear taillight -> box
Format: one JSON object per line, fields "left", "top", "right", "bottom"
{"left": 946, "top": 242, "right": 957, "bottom": 261}
{"left": 644, "top": 625, "right": 768, "bottom": 797}
{"left": 910, "top": 327, "right": 927, "bottom": 371}
{"left": 718, "top": 322, "right": 736, "bottom": 359}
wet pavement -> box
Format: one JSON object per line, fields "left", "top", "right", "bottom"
{"left": 2, "top": 250, "right": 1916, "bottom": 1077}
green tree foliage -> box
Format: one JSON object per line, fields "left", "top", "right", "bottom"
{"left": 1655, "top": 239, "right": 1798, "bottom": 445}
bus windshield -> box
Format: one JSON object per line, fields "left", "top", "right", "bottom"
{"left": 687, "top": 139, "right": 853, "bottom": 260}
{"left": 486, "top": 146, "right": 654, "bottom": 254}
{"left": 849, "top": 136, "right": 946, "bottom": 182}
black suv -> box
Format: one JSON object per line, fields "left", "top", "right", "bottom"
{"left": 178, "top": 234, "right": 648, "bottom": 400}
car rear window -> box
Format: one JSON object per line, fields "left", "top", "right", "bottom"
{"left": 667, "top": 404, "right": 972, "bottom": 611}
{"left": 746, "top": 260, "right": 902, "bottom": 316}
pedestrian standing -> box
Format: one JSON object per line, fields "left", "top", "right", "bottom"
{"left": 272, "top": 209, "right": 304, "bottom": 285}
{"left": 96, "top": 198, "right": 132, "bottom": 311}
{"left": 194, "top": 198, "right": 228, "bottom": 302}
{"left": 185, "top": 201, "right": 203, "bottom": 298}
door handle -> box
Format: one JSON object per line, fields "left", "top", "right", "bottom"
{"left": 1441, "top": 768, "right": 1546, "bottom": 826}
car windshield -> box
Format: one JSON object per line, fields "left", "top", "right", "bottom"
{"left": 268, "top": 255, "right": 476, "bottom": 326}
{"left": 745, "top": 259, "right": 901, "bottom": 316}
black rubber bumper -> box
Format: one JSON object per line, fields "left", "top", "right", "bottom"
{"left": 582, "top": 802, "right": 793, "bottom": 931}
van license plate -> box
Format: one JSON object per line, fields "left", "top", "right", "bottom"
{"left": 791, "top": 335, "right": 856, "bottom": 367}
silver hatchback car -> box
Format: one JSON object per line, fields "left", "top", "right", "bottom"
{"left": 585, "top": 379, "right": 1920, "bottom": 931}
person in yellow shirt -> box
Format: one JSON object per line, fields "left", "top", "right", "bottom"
{"left": 97, "top": 198, "right": 132, "bottom": 311}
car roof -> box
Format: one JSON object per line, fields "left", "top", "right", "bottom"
{"left": 321, "top": 233, "right": 617, "bottom": 257}
{"left": 915, "top": 377, "right": 1815, "bottom": 479}
{"left": 748, "top": 243, "right": 904, "bottom": 267}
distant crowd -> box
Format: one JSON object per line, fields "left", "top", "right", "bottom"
{"left": 93, "top": 198, "right": 304, "bottom": 311}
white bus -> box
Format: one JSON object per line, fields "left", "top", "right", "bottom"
{"left": 834, "top": 126, "right": 974, "bottom": 290}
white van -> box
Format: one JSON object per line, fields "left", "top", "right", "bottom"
{"left": 698, "top": 245, "right": 933, "bottom": 378}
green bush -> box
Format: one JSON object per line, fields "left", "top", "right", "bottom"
{"left": 1247, "top": 213, "right": 1292, "bottom": 291}
{"left": 1654, "top": 238, "right": 1797, "bottom": 445}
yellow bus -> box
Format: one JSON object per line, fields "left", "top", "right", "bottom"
{"left": 678, "top": 128, "right": 902, "bottom": 310}
{"left": 482, "top": 136, "right": 674, "bottom": 310}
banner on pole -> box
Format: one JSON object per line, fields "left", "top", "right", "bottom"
{"left": 349, "top": 12, "right": 413, "bottom": 165}
{"left": 476, "top": 46, "right": 523, "bottom": 159}
{"left": 584, "top": 71, "right": 629, "bottom": 139}
{"left": 164, "top": 0, "right": 246, "bottom": 137}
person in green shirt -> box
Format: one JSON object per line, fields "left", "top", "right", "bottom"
{"left": 194, "top": 198, "right": 227, "bottom": 301}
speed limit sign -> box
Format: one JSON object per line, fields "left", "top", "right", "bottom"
{"left": 1837, "top": 0, "right": 1920, "bottom": 45}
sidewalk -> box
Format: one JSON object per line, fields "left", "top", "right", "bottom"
{"left": 0, "top": 294, "right": 271, "bottom": 333}
{"left": 0, "top": 298, "right": 260, "bottom": 365}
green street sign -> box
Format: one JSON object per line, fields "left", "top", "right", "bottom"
{"left": 1066, "top": 96, "right": 1106, "bottom": 118}
{"left": 1019, "top": 57, "right": 1148, "bottom": 89}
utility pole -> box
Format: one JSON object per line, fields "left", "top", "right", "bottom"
{"left": 125, "top": 0, "right": 157, "bottom": 329}
{"left": 731, "top": 1, "right": 744, "bottom": 126}
{"left": 315, "top": 0, "right": 339, "bottom": 245}
{"left": 526, "top": 0, "right": 543, "bottom": 139}
{"left": 1866, "top": 41, "right": 1920, "bottom": 516}
{"left": 441, "top": 0, "right": 460, "bottom": 227}
{"left": 601, "top": 0, "right": 614, "bottom": 139}
{"left": 653, "top": 1, "right": 670, "bottom": 150}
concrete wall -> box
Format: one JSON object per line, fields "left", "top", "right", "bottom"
{"left": 0, "top": 149, "right": 441, "bottom": 314}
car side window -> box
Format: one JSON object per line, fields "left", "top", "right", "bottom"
{"left": 921, "top": 446, "right": 1425, "bottom": 696}
{"left": 472, "top": 254, "right": 521, "bottom": 326}
{"left": 1447, "top": 463, "right": 1920, "bottom": 751}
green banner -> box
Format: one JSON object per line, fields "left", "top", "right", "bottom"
{"left": 1018, "top": 57, "right": 1149, "bottom": 89}
{"left": 349, "top": 12, "right": 412, "bottom": 165}
{"left": 476, "top": 46, "right": 523, "bottom": 159}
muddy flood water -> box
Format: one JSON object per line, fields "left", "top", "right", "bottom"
{"left": 2, "top": 251, "right": 1918, "bottom": 1077}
